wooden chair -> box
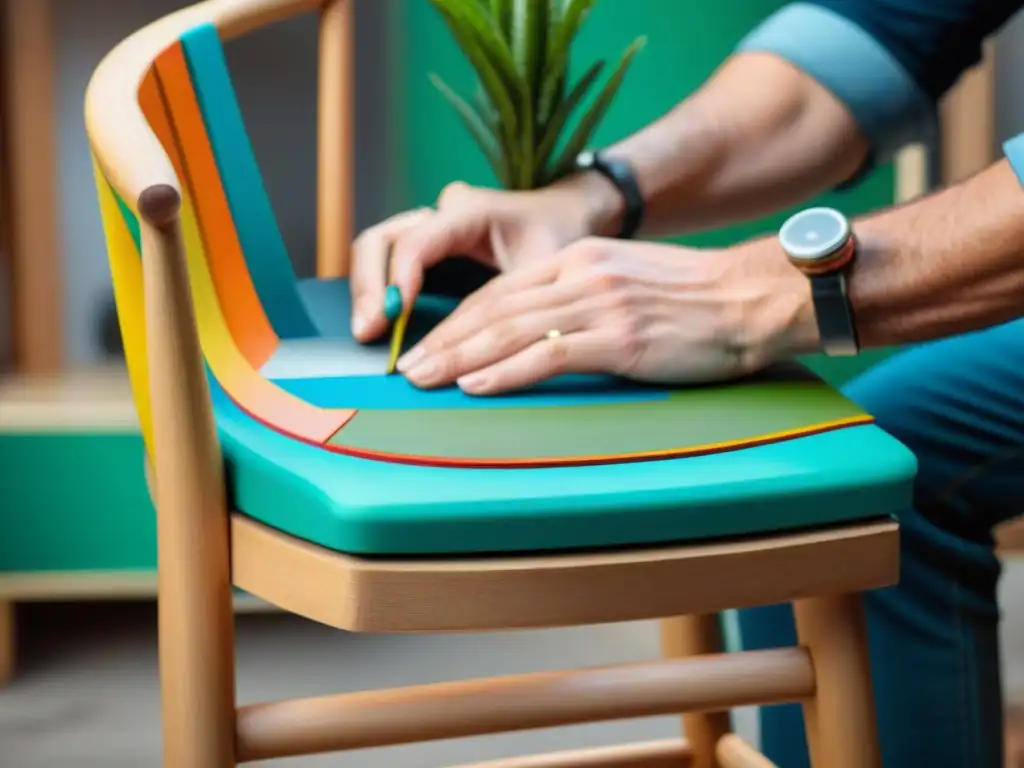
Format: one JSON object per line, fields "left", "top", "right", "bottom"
{"left": 84, "top": 1, "right": 914, "bottom": 765}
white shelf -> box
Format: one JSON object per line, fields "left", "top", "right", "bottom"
{"left": 0, "top": 365, "right": 138, "bottom": 433}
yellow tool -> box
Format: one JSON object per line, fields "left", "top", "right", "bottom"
{"left": 386, "top": 305, "right": 411, "bottom": 375}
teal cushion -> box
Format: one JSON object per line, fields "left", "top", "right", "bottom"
{"left": 211, "top": 279, "right": 916, "bottom": 557}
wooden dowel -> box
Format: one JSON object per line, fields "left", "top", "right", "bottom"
{"left": 138, "top": 190, "right": 236, "bottom": 768}
{"left": 716, "top": 735, "right": 778, "bottom": 768}
{"left": 940, "top": 42, "right": 995, "bottom": 186}
{"left": 316, "top": 0, "right": 354, "bottom": 278}
{"left": 4, "top": 0, "right": 61, "bottom": 374}
{"left": 894, "top": 144, "right": 929, "bottom": 203}
{"left": 235, "top": 647, "right": 814, "bottom": 762}
{"left": 0, "top": 600, "right": 13, "bottom": 686}
{"left": 794, "top": 593, "right": 881, "bottom": 768}
{"left": 449, "top": 739, "right": 693, "bottom": 768}
{"left": 661, "top": 615, "right": 731, "bottom": 768}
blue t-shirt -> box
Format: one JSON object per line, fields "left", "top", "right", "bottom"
{"left": 737, "top": 1, "right": 1023, "bottom": 182}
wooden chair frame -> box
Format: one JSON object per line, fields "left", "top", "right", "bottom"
{"left": 86, "top": 1, "right": 897, "bottom": 765}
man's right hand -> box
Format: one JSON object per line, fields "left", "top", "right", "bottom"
{"left": 348, "top": 176, "right": 623, "bottom": 343}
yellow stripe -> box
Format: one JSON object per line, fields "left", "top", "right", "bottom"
{"left": 92, "top": 154, "right": 154, "bottom": 454}
{"left": 177, "top": 184, "right": 354, "bottom": 442}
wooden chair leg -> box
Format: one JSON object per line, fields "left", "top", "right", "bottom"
{"left": 793, "top": 593, "right": 881, "bottom": 768}
{"left": 141, "top": 212, "right": 237, "bottom": 768}
{"left": 661, "top": 615, "right": 732, "bottom": 768}
{"left": 0, "top": 600, "right": 14, "bottom": 686}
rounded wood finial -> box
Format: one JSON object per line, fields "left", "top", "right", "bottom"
{"left": 137, "top": 184, "right": 181, "bottom": 226}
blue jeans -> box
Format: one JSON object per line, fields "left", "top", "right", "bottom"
{"left": 739, "top": 320, "right": 1024, "bottom": 767}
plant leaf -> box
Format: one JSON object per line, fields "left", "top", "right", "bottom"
{"left": 472, "top": 85, "right": 499, "bottom": 125}
{"left": 534, "top": 59, "right": 603, "bottom": 176}
{"left": 428, "top": 0, "right": 523, "bottom": 173}
{"left": 429, "top": 73, "right": 509, "bottom": 187}
{"left": 546, "top": 36, "right": 646, "bottom": 183}
{"left": 511, "top": 0, "right": 549, "bottom": 187}
{"left": 541, "top": 0, "right": 567, "bottom": 124}
{"left": 490, "top": 0, "right": 513, "bottom": 40}
{"left": 537, "top": 0, "right": 597, "bottom": 123}
{"left": 430, "top": 0, "right": 522, "bottom": 98}
{"left": 548, "top": 0, "right": 564, "bottom": 26}
{"left": 511, "top": 0, "right": 548, "bottom": 106}
{"left": 429, "top": 0, "right": 529, "bottom": 181}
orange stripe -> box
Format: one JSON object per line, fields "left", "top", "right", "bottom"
{"left": 138, "top": 64, "right": 354, "bottom": 443}
{"left": 153, "top": 44, "right": 277, "bottom": 368}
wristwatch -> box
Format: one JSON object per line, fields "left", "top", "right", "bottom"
{"left": 778, "top": 206, "right": 859, "bottom": 357}
{"left": 573, "top": 150, "right": 644, "bottom": 239}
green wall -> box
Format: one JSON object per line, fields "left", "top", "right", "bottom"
{"left": 390, "top": 0, "right": 904, "bottom": 386}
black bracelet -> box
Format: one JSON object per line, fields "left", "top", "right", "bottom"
{"left": 573, "top": 150, "right": 645, "bottom": 239}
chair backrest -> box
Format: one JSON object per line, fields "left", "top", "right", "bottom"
{"left": 88, "top": 0, "right": 352, "bottom": 454}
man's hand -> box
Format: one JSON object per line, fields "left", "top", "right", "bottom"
{"left": 348, "top": 175, "right": 623, "bottom": 343}
{"left": 395, "top": 236, "right": 820, "bottom": 395}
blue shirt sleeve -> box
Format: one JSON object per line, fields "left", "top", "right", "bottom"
{"left": 1005, "top": 134, "right": 1024, "bottom": 187}
{"left": 735, "top": 0, "right": 1020, "bottom": 180}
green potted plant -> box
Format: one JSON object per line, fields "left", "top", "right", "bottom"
{"left": 428, "top": 0, "right": 646, "bottom": 191}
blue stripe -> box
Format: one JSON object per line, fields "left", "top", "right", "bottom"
{"left": 273, "top": 373, "right": 667, "bottom": 410}
{"left": 180, "top": 24, "right": 317, "bottom": 339}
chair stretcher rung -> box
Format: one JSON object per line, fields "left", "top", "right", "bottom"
{"left": 448, "top": 738, "right": 693, "bottom": 768}
{"left": 716, "top": 734, "right": 779, "bottom": 768}
{"left": 235, "top": 647, "right": 814, "bottom": 762}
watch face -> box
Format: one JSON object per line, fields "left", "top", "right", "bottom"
{"left": 575, "top": 150, "right": 597, "bottom": 171}
{"left": 778, "top": 207, "right": 851, "bottom": 263}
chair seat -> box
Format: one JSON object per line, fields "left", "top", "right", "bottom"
{"left": 211, "top": 278, "right": 916, "bottom": 557}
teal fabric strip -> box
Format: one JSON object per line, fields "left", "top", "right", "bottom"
{"left": 180, "top": 24, "right": 317, "bottom": 339}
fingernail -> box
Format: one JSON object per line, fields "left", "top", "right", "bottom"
{"left": 406, "top": 359, "right": 437, "bottom": 384}
{"left": 351, "top": 315, "right": 366, "bottom": 338}
{"left": 458, "top": 372, "right": 488, "bottom": 392}
{"left": 396, "top": 346, "right": 424, "bottom": 371}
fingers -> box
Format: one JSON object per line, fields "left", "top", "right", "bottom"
{"left": 396, "top": 262, "right": 564, "bottom": 376}
{"left": 400, "top": 285, "right": 586, "bottom": 388}
{"left": 422, "top": 257, "right": 562, "bottom": 339}
{"left": 457, "top": 330, "right": 620, "bottom": 395}
{"left": 349, "top": 208, "right": 432, "bottom": 342}
{"left": 388, "top": 206, "right": 492, "bottom": 304}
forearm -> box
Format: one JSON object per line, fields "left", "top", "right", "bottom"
{"left": 608, "top": 52, "right": 868, "bottom": 238}
{"left": 848, "top": 160, "right": 1024, "bottom": 348}
{"left": 559, "top": 52, "right": 868, "bottom": 240}
{"left": 559, "top": 2, "right": 946, "bottom": 241}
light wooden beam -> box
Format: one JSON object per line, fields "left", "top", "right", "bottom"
{"left": 3, "top": 0, "right": 62, "bottom": 375}
{"left": 316, "top": 0, "right": 355, "bottom": 278}
{"left": 941, "top": 43, "right": 996, "bottom": 185}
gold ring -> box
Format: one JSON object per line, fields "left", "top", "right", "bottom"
{"left": 545, "top": 329, "right": 562, "bottom": 341}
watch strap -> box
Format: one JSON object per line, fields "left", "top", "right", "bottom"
{"left": 812, "top": 272, "right": 859, "bottom": 357}
{"left": 574, "top": 151, "right": 644, "bottom": 239}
